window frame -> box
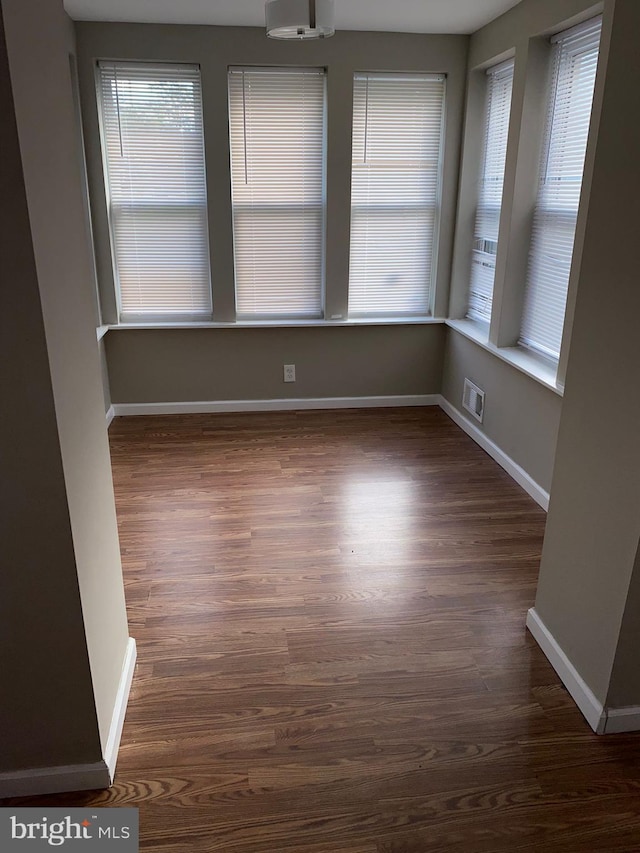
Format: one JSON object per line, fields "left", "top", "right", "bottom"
{"left": 466, "top": 58, "right": 515, "bottom": 326}
{"left": 95, "top": 60, "right": 213, "bottom": 324}
{"left": 447, "top": 8, "right": 605, "bottom": 396}
{"left": 347, "top": 70, "right": 447, "bottom": 320}
{"left": 519, "top": 16, "right": 603, "bottom": 363}
{"left": 227, "top": 65, "right": 327, "bottom": 322}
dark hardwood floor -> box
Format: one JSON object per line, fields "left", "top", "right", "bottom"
{"left": 7, "top": 408, "right": 640, "bottom": 850}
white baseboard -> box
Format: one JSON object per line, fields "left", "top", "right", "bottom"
{"left": 526, "top": 608, "right": 606, "bottom": 733}
{"left": 110, "top": 393, "right": 549, "bottom": 511}
{"left": 106, "top": 405, "right": 115, "bottom": 427}
{"left": 0, "top": 639, "right": 136, "bottom": 798}
{"left": 101, "top": 399, "right": 639, "bottom": 737}
{"left": 109, "top": 395, "right": 548, "bottom": 512}
{"left": 439, "top": 398, "right": 550, "bottom": 511}
{"left": 0, "top": 761, "right": 109, "bottom": 799}
{"left": 112, "top": 395, "right": 441, "bottom": 416}
{"left": 103, "top": 637, "right": 137, "bottom": 783}
{"left": 527, "top": 608, "right": 640, "bottom": 734}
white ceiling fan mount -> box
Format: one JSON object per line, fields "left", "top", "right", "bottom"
{"left": 265, "top": 0, "right": 336, "bottom": 40}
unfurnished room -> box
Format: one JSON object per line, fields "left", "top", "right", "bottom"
{"left": 1, "top": 0, "right": 640, "bottom": 850}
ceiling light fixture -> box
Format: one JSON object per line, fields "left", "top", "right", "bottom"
{"left": 265, "top": 0, "right": 335, "bottom": 40}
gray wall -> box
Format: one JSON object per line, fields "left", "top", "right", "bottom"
{"left": 534, "top": 0, "right": 640, "bottom": 708}
{"left": 442, "top": 331, "right": 561, "bottom": 493}
{"left": 2, "top": 0, "right": 130, "bottom": 760}
{"left": 100, "top": 338, "right": 112, "bottom": 413}
{"left": 0, "top": 5, "right": 101, "bottom": 771}
{"left": 74, "top": 22, "right": 468, "bottom": 405}
{"left": 608, "top": 541, "right": 640, "bottom": 708}
{"left": 107, "top": 324, "right": 445, "bottom": 403}
{"left": 469, "top": 0, "right": 605, "bottom": 66}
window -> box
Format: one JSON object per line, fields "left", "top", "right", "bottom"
{"left": 97, "top": 62, "right": 211, "bottom": 321}
{"left": 348, "top": 72, "right": 445, "bottom": 318}
{"left": 520, "top": 17, "right": 602, "bottom": 360}
{"left": 228, "top": 67, "right": 325, "bottom": 319}
{"left": 467, "top": 59, "right": 514, "bottom": 324}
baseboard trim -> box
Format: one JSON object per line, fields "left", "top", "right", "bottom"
{"left": 112, "top": 395, "right": 441, "bottom": 416}
{"left": 439, "top": 398, "right": 550, "bottom": 511}
{"left": 103, "top": 637, "right": 137, "bottom": 783}
{"left": 0, "top": 639, "right": 136, "bottom": 798}
{"left": 526, "top": 608, "right": 605, "bottom": 733}
{"left": 0, "top": 761, "right": 110, "bottom": 799}
{"left": 101, "top": 398, "right": 640, "bottom": 737}
{"left": 526, "top": 610, "right": 640, "bottom": 734}
{"left": 602, "top": 705, "right": 640, "bottom": 734}
{"left": 110, "top": 394, "right": 548, "bottom": 512}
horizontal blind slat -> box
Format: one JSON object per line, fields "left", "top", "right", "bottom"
{"left": 467, "top": 58, "right": 514, "bottom": 323}
{"left": 228, "top": 67, "right": 325, "bottom": 318}
{"left": 349, "top": 72, "right": 445, "bottom": 317}
{"left": 520, "top": 17, "right": 602, "bottom": 359}
{"left": 97, "top": 61, "right": 211, "bottom": 320}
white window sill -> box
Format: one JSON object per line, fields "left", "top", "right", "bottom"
{"left": 446, "top": 318, "right": 563, "bottom": 397}
{"left": 102, "top": 317, "right": 447, "bottom": 332}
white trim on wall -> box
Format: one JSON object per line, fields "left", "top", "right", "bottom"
{"left": 111, "top": 395, "right": 441, "bottom": 416}
{"left": 104, "top": 637, "right": 137, "bottom": 783}
{"left": 446, "top": 319, "right": 563, "bottom": 396}
{"left": 101, "top": 398, "right": 640, "bottom": 739}
{"left": 526, "top": 607, "right": 605, "bottom": 732}
{"left": 439, "top": 397, "right": 550, "bottom": 510}
{"left": 0, "top": 638, "right": 136, "bottom": 798}
{"left": 527, "top": 608, "right": 640, "bottom": 735}
{"left": 105, "top": 395, "right": 549, "bottom": 511}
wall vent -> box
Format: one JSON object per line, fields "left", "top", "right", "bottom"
{"left": 462, "top": 378, "right": 485, "bottom": 423}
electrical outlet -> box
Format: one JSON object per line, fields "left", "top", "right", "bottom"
{"left": 283, "top": 364, "right": 296, "bottom": 383}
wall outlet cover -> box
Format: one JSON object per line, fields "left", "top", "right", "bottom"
{"left": 462, "top": 378, "right": 485, "bottom": 423}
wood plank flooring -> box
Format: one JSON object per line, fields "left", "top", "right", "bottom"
{"left": 7, "top": 408, "right": 640, "bottom": 851}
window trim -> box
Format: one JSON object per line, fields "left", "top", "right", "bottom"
{"left": 95, "top": 59, "right": 213, "bottom": 324}
{"left": 100, "top": 315, "right": 446, "bottom": 333}
{"left": 347, "top": 70, "right": 447, "bottom": 320}
{"left": 447, "top": 5, "right": 606, "bottom": 396}
{"left": 228, "top": 65, "right": 327, "bottom": 321}
{"left": 518, "top": 15, "right": 603, "bottom": 362}
{"left": 466, "top": 57, "right": 515, "bottom": 325}
{"left": 448, "top": 318, "right": 563, "bottom": 396}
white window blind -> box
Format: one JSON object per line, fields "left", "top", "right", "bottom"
{"left": 348, "top": 72, "right": 445, "bottom": 318}
{"left": 467, "top": 59, "right": 514, "bottom": 324}
{"left": 228, "top": 67, "right": 325, "bottom": 319}
{"left": 97, "top": 62, "right": 211, "bottom": 321}
{"left": 519, "top": 17, "right": 602, "bottom": 359}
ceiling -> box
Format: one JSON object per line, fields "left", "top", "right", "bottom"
{"left": 63, "top": 0, "right": 523, "bottom": 35}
